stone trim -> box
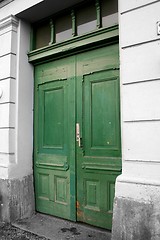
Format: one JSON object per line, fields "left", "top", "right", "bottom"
{"left": 117, "top": 175, "right": 160, "bottom": 187}
{"left": 0, "top": 174, "right": 35, "bottom": 222}
{"left": 0, "top": 0, "right": 14, "bottom": 8}
{"left": 112, "top": 197, "right": 160, "bottom": 240}
{"left": 0, "top": 15, "right": 18, "bottom": 33}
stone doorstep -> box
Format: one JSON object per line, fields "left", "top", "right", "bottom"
{"left": 13, "top": 213, "right": 111, "bottom": 240}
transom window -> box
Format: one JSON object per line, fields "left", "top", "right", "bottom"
{"left": 32, "top": 0, "right": 118, "bottom": 50}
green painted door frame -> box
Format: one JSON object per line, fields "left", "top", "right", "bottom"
{"left": 32, "top": 27, "right": 121, "bottom": 230}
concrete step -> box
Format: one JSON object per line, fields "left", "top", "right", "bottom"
{"left": 13, "top": 213, "right": 111, "bottom": 240}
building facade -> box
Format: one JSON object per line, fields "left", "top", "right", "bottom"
{"left": 0, "top": 0, "right": 160, "bottom": 239}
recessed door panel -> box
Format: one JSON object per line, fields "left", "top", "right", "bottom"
{"left": 43, "top": 87, "right": 64, "bottom": 148}
{"left": 37, "top": 80, "right": 69, "bottom": 169}
{"left": 83, "top": 70, "right": 120, "bottom": 156}
{"left": 39, "top": 81, "right": 67, "bottom": 152}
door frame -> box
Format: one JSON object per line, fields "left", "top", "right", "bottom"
{"left": 28, "top": 25, "right": 119, "bottom": 65}
{"left": 29, "top": 25, "right": 120, "bottom": 225}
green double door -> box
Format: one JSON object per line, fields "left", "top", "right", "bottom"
{"left": 34, "top": 44, "right": 121, "bottom": 230}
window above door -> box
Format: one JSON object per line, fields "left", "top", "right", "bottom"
{"left": 31, "top": 0, "right": 118, "bottom": 51}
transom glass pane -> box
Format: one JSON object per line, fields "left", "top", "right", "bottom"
{"left": 34, "top": 21, "right": 51, "bottom": 49}
{"left": 102, "top": 0, "right": 118, "bottom": 28}
{"left": 77, "top": 3, "right": 96, "bottom": 36}
{"left": 55, "top": 14, "right": 72, "bottom": 43}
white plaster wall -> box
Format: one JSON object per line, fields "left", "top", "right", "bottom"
{"left": 121, "top": 41, "right": 160, "bottom": 83}
{"left": 0, "top": 104, "right": 15, "bottom": 128}
{"left": 122, "top": 161, "right": 160, "bottom": 181}
{"left": 0, "top": 55, "right": 16, "bottom": 79}
{"left": 117, "top": 0, "right": 160, "bottom": 199}
{"left": 0, "top": 15, "right": 18, "bottom": 178}
{"left": 0, "top": 79, "right": 15, "bottom": 103}
{"left": 0, "top": 0, "right": 50, "bottom": 180}
{"left": 123, "top": 80, "right": 160, "bottom": 121}
{"left": 119, "top": 0, "right": 159, "bottom": 13}
{"left": 115, "top": 178, "right": 160, "bottom": 204}
{"left": 0, "top": 129, "right": 15, "bottom": 153}
{"left": 0, "top": 14, "right": 34, "bottom": 179}
{"left": 9, "top": 20, "right": 34, "bottom": 178}
{"left": 123, "top": 121, "right": 160, "bottom": 161}
{"left": 120, "top": 3, "right": 160, "bottom": 47}
{"left": 0, "top": 31, "right": 16, "bottom": 55}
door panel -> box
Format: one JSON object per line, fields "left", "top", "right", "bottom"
{"left": 39, "top": 80, "right": 68, "bottom": 154}
{"left": 34, "top": 57, "right": 76, "bottom": 221}
{"left": 83, "top": 70, "right": 120, "bottom": 156}
{"left": 76, "top": 45, "right": 121, "bottom": 229}
{"left": 34, "top": 44, "right": 121, "bottom": 229}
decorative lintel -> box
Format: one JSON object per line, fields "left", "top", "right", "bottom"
{"left": 28, "top": 25, "right": 119, "bottom": 63}
{"left": 49, "top": 19, "right": 55, "bottom": 45}
{"left": 0, "top": 14, "right": 19, "bottom": 32}
{"left": 71, "top": 9, "right": 77, "bottom": 37}
{"left": 95, "top": 0, "right": 102, "bottom": 29}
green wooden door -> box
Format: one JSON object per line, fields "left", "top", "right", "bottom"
{"left": 34, "top": 44, "right": 121, "bottom": 229}
{"left": 76, "top": 44, "right": 121, "bottom": 229}
{"left": 34, "top": 56, "right": 76, "bottom": 221}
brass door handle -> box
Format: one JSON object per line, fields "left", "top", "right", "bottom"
{"left": 76, "top": 123, "right": 81, "bottom": 147}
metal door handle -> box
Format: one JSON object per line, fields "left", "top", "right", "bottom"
{"left": 76, "top": 123, "right": 81, "bottom": 147}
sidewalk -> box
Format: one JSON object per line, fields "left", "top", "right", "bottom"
{"left": 13, "top": 213, "right": 112, "bottom": 240}
{"left": 0, "top": 223, "right": 47, "bottom": 240}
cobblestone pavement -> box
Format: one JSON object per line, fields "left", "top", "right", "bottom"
{"left": 0, "top": 224, "right": 49, "bottom": 240}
